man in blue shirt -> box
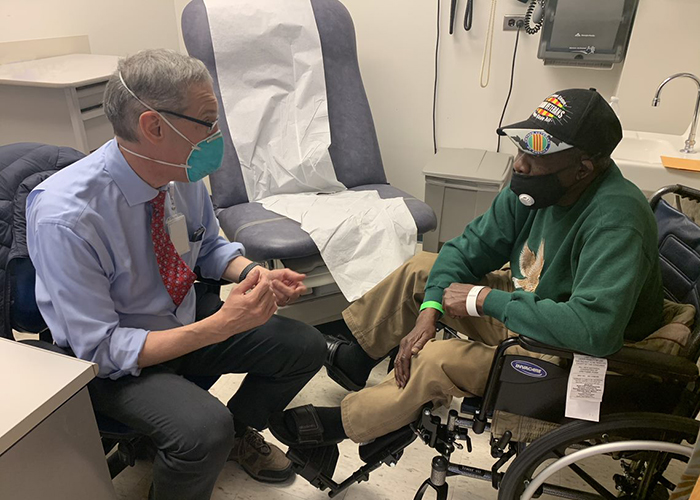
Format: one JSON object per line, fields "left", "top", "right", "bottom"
{"left": 26, "top": 49, "right": 326, "bottom": 499}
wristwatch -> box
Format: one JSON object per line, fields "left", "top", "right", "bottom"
{"left": 238, "top": 262, "right": 262, "bottom": 282}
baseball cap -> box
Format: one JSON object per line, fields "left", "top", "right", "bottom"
{"left": 497, "top": 88, "right": 622, "bottom": 158}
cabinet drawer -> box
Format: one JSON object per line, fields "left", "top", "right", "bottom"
{"left": 84, "top": 114, "right": 113, "bottom": 152}
{"left": 76, "top": 81, "right": 107, "bottom": 112}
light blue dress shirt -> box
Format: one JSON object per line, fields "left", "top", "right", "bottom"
{"left": 26, "top": 139, "right": 244, "bottom": 379}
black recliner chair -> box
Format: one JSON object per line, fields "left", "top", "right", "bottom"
{"left": 0, "top": 142, "right": 221, "bottom": 478}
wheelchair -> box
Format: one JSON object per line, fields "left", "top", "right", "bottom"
{"left": 284, "top": 184, "right": 700, "bottom": 500}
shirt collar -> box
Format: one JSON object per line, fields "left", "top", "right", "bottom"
{"left": 104, "top": 139, "right": 160, "bottom": 206}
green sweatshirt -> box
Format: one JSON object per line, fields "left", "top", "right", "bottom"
{"left": 424, "top": 163, "right": 664, "bottom": 357}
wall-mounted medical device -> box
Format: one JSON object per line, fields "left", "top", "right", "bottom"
{"left": 536, "top": 0, "right": 639, "bottom": 69}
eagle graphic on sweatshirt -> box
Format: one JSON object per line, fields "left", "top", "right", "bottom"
{"left": 513, "top": 240, "right": 545, "bottom": 292}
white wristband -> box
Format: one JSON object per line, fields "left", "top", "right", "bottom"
{"left": 466, "top": 286, "right": 486, "bottom": 317}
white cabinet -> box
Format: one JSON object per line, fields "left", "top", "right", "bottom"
{"left": 422, "top": 148, "right": 513, "bottom": 252}
{"left": 0, "top": 54, "right": 119, "bottom": 153}
{"left": 0, "top": 338, "right": 116, "bottom": 500}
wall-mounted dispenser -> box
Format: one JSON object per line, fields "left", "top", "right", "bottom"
{"left": 536, "top": 0, "right": 639, "bottom": 69}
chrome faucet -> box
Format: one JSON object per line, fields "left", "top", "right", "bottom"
{"left": 652, "top": 72, "right": 700, "bottom": 154}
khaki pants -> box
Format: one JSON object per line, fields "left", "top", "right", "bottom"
{"left": 340, "top": 252, "right": 555, "bottom": 443}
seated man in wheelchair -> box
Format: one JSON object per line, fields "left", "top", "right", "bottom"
{"left": 26, "top": 49, "right": 327, "bottom": 499}
{"left": 269, "top": 88, "right": 666, "bottom": 459}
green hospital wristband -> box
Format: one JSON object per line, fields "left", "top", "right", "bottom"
{"left": 420, "top": 301, "right": 444, "bottom": 316}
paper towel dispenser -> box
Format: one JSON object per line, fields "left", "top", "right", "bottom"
{"left": 537, "top": 0, "right": 639, "bottom": 69}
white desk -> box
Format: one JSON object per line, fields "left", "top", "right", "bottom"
{"left": 0, "top": 338, "right": 116, "bottom": 500}
{"left": 0, "top": 54, "right": 119, "bottom": 153}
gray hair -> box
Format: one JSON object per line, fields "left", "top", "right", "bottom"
{"left": 104, "top": 49, "right": 213, "bottom": 142}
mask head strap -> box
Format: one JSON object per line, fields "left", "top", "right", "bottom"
{"left": 118, "top": 71, "right": 198, "bottom": 148}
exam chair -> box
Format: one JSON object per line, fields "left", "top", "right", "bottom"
{"left": 181, "top": 0, "right": 438, "bottom": 324}
{"left": 0, "top": 142, "right": 221, "bottom": 479}
{"left": 283, "top": 185, "right": 700, "bottom": 500}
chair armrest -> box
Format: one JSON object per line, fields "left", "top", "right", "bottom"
{"left": 196, "top": 276, "right": 232, "bottom": 287}
{"left": 515, "top": 336, "right": 579, "bottom": 359}
{"left": 194, "top": 267, "right": 232, "bottom": 288}
{"left": 606, "top": 346, "right": 698, "bottom": 384}
{"left": 516, "top": 336, "right": 698, "bottom": 385}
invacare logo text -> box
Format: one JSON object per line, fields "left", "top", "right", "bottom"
{"left": 511, "top": 360, "right": 548, "bottom": 378}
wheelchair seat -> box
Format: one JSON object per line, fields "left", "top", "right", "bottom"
{"left": 181, "top": 0, "right": 437, "bottom": 263}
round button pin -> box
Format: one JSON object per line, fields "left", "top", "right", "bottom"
{"left": 519, "top": 194, "right": 535, "bottom": 206}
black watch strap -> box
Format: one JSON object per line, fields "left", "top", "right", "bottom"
{"left": 238, "top": 262, "right": 262, "bottom": 282}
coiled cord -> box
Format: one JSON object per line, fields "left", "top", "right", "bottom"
{"left": 524, "top": 0, "right": 546, "bottom": 35}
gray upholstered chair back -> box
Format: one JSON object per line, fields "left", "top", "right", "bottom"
{"left": 181, "top": 0, "right": 387, "bottom": 209}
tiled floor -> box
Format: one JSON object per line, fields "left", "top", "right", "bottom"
{"left": 19, "top": 281, "right": 685, "bottom": 499}
{"left": 109, "top": 282, "right": 504, "bottom": 499}
{"left": 14, "top": 308, "right": 689, "bottom": 498}
{"left": 110, "top": 354, "right": 688, "bottom": 500}
{"left": 107, "top": 282, "right": 688, "bottom": 499}
{"left": 15, "top": 320, "right": 688, "bottom": 499}
{"left": 112, "top": 358, "right": 506, "bottom": 500}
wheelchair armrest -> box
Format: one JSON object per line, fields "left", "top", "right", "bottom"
{"left": 516, "top": 336, "right": 698, "bottom": 384}
{"left": 474, "top": 334, "right": 699, "bottom": 433}
{"left": 606, "top": 346, "right": 698, "bottom": 384}
{"left": 515, "top": 336, "right": 579, "bottom": 359}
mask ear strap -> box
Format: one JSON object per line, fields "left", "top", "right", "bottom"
{"left": 118, "top": 71, "right": 198, "bottom": 148}
{"left": 119, "top": 144, "right": 191, "bottom": 169}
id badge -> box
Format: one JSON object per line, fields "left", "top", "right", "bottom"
{"left": 167, "top": 213, "right": 190, "bottom": 255}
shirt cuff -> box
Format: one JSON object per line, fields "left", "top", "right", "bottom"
{"left": 201, "top": 241, "right": 244, "bottom": 280}
{"left": 482, "top": 289, "right": 511, "bottom": 322}
{"left": 424, "top": 286, "right": 444, "bottom": 304}
{"left": 103, "top": 327, "right": 150, "bottom": 379}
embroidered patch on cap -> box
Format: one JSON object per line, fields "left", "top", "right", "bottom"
{"left": 524, "top": 131, "right": 550, "bottom": 155}
{"left": 503, "top": 128, "right": 575, "bottom": 155}
{"left": 533, "top": 94, "right": 568, "bottom": 124}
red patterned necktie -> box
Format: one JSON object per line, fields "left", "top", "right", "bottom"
{"left": 149, "top": 191, "right": 196, "bottom": 306}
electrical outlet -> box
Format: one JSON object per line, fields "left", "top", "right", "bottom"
{"left": 503, "top": 15, "right": 526, "bottom": 31}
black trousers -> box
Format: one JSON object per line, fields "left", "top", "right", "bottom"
{"left": 88, "top": 288, "right": 326, "bottom": 500}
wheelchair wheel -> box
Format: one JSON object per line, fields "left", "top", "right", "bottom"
{"left": 497, "top": 413, "right": 699, "bottom": 500}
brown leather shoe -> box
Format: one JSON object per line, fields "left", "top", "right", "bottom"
{"left": 229, "top": 428, "right": 294, "bottom": 483}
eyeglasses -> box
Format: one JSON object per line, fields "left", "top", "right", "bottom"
{"left": 156, "top": 109, "right": 217, "bottom": 130}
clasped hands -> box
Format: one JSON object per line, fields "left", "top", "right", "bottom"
{"left": 214, "top": 267, "right": 307, "bottom": 338}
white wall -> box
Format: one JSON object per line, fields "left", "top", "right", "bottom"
{"left": 343, "top": 0, "right": 623, "bottom": 198}
{"left": 3, "top": 0, "right": 697, "bottom": 200}
{"left": 172, "top": 0, "right": 616, "bottom": 199}
{"left": 340, "top": 0, "right": 700, "bottom": 199}
{"left": 0, "top": 0, "right": 181, "bottom": 56}
{"left": 174, "top": 0, "right": 192, "bottom": 54}
{"left": 616, "top": 0, "right": 700, "bottom": 135}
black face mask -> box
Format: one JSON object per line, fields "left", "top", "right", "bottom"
{"left": 509, "top": 169, "right": 570, "bottom": 210}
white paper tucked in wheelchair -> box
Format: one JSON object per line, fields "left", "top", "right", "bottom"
{"left": 204, "top": 0, "right": 345, "bottom": 202}
{"left": 261, "top": 191, "right": 417, "bottom": 301}
{"left": 565, "top": 354, "right": 608, "bottom": 422}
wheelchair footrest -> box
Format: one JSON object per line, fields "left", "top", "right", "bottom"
{"left": 287, "top": 427, "right": 416, "bottom": 496}
{"left": 287, "top": 444, "right": 340, "bottom": 490}
{"left": 359, "top": 425, "right": 417, "bottom": 466}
